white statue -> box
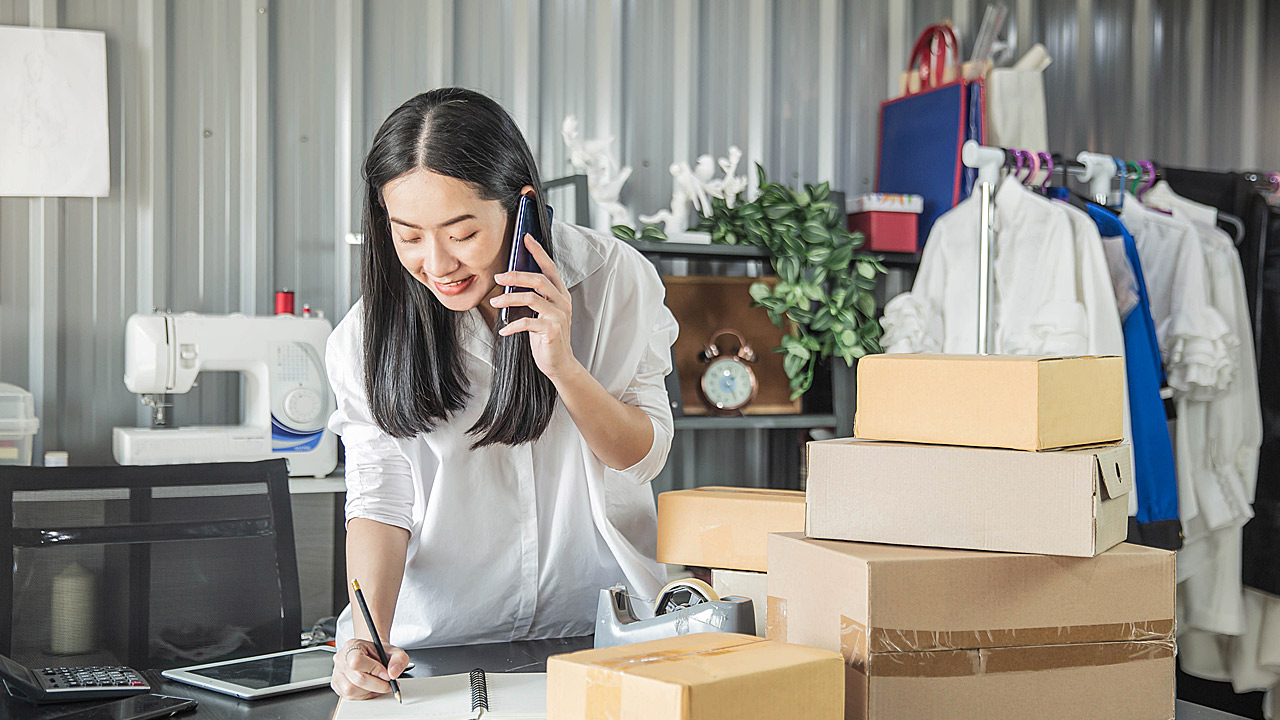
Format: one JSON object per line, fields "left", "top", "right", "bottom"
{"left": 710, "top": 146, "right": 748, "bottom": 208}
{"left": 639, "top": 164, "right": 690, "bottom": 234}
{"left": 638, "top": 146, "right": 749, "bottom": 235}
{"left": 561, "top": 115, "right": 633, "bottom": 229}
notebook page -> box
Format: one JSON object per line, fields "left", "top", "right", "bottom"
{"left": 485, "top": 673, "right": 547, "bottom": 719}
{"left": 333, "top": 673, "right": 474, "bottom": 720}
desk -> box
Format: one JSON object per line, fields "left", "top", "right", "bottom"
{"left": 2, "top": 637, "right": 592, "bottom": 720}
{"left": 0, "top": 635, "right": 1256, "bottom": 719}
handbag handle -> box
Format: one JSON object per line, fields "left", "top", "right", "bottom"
{"left": 907, "top": 23, "right": 960, "bottom": 91}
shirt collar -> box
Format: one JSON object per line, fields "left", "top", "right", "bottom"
{"left": 550, "top": 221, "right": 605, "bottom": 289}
{"left": 458, "top": 222, "right": 605, "bottom": 366}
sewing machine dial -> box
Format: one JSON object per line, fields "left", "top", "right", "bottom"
{"left": 270, "top": 342, "right": 331, "bottom": 434}
{"left": 283, "top": 388, "right": 323, "bottom": 425}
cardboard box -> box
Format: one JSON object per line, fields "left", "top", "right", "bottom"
{"left": 853, "top": 354, "right": 1124, "bottom": 451}
{"left": 657, "top": 487, "right": 805, "bottom": 572}
{"left": 711, "top": 569, "right": 768, "bottom": 637}
{"left": 548, "top": 632, "right": 844, "bottom": 720}
{"left": 767, "top": 533, "right": 1176, "bottom": 720}
{"left": 806, "top": 439, "right": 1134, "bottom": 557}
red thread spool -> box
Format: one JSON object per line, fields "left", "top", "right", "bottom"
{"left": 275, "top": 290, "right": 295, "bottom": 315}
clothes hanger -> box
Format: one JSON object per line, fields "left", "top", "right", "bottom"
{"left": 1126, "top": 161, "right": 1143, "bottom": 195}
{"left": 1138, "top": 161, "right": 1158, "bottom": 201}
{"left": 1112, "top": 158, "right": 1127, "bottom": 208}
{"left": 1039, "top": 153, "right": 1054, "bottom": 192}
{"left": 1009, "top": 149, "right": 1026, "bottom": 180}
{"left": 1041, "top": 151, "right": 1092, "bottom": 210}
{"left": 1023, "top": 151, "right": 1041, "bottom": 186}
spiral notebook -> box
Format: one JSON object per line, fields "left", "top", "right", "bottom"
{"left": 333, "top": 670, "right": 545, "bottom": 720}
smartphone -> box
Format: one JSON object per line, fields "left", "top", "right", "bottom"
{"left": 500, "top": 194, "right": 551, "bottom": 325}
{"left": 47, "top": 694, "right": 197, "bottom": 720}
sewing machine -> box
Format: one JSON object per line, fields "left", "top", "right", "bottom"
{"left": 112, "top": 312, "right": 337, "bottom": 478}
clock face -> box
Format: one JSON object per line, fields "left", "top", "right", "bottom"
{"left": 701, "top": 358, "right": 756, "bottom": 410}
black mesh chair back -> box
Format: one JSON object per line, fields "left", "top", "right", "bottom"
{"left": 1, "top": 460, "right": 301, "bottom": 670}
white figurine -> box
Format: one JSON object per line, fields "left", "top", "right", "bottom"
{"left": 713, "top": 147, "right": 748, "bottom": 208}
{"left": 638, "top": 164, "right": 693, "bottom": 234}
{"left": 638, "top": 146, "right": 750, "bottom": 236}
{"left": 561, "top": 115, "right": 633, "bottom": 229}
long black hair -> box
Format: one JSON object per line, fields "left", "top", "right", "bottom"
{"left": 360, "top": 87, "right": 557, "bottom": 448}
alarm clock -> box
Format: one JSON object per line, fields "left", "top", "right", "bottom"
{"left": 697, "top": 329, "right": 758, "bottom": 414}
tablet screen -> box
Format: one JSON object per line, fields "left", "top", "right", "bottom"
{"left": 186, "top": 649, "right": 334, "bottom": 689}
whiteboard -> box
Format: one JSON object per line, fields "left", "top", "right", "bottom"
{"left": 0, "top": 25, "right": 109, "bottom": 198}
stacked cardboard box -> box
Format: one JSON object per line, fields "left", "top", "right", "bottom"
{"left": 657, "top": 486, "right": 806, "bottom": 636}
{"left": 548, "top": 633, "right": 844, "bottom": 720}
{"left": 767, "top": 354, "right": 1178, "bottom": 720}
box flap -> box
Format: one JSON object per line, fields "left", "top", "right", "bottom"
{"left": 685, "top": 486, "right": 806, "bottom": 500}
{"left": 1094, "top": 445, "right": 1134, "bottom": 500}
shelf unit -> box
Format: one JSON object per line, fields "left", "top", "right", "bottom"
{"left": 620, "top": 186, "right": 922, "bottom": 490}
{"left": 628, "top": 234, "right": 868, "bottom": 491}
{"left": 672, "top": 414, "right": 839, "bottom": 431}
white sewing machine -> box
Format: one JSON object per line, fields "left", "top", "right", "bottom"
{"left": 112, "top": 312, "right": 338, "bottom": 478}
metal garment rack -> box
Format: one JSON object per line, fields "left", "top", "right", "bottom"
{"left": 961, "top": 141, "right": 1004, "bottom": 355}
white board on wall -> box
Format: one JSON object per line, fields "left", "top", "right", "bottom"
{"left": 0, "top": 25, "right": 109, "bottom": 198}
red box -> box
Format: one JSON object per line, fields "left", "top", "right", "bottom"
{"left": 848, "top": 211, "right": 919, "bottom": 253}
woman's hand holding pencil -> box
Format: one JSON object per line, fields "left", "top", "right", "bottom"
{"left": 331, "top": 579, "right": 410, "bottom": 702}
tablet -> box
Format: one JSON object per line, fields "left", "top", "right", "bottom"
{"left": 161, "top": 646, "right": 337, "bottom": 699}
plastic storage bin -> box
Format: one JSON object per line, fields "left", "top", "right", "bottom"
{"left": 0, "top": 383, "right": 39, "bottom": 466}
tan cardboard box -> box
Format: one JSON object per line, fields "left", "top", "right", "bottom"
{"left": 806, "top": 439, "right": 1134, "bottom": 557}
{"left": 657, "top": 487, "right": 805, "bottom": 572}
{"left": 711, "top": 569, "right": 768, "bottom": 637}
{"left": 853, "top": 354, "right": 1125, "bottom": 451}
{"left": 767, "top": 533, "right": 1176, "bottom": 720}
{"left": 548, "top": 632, "right": 844, "bottom": 720}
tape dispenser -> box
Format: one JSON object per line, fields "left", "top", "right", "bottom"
{"left": 594, "top": 578, "right": 756, "bottom": 648}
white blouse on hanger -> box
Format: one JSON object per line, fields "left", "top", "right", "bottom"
{"left": 1120, "top": 196, "right": 1236, "bottom": 398}
{"left": 883, "top": 178, "right": 1092, "bottom": 354}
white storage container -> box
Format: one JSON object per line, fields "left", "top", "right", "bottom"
{"left": 0, "top": 383, "right": 39, "bottom": 466}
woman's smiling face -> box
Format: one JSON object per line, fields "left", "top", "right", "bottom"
{"left": 382, "top": 168, "right": 519, "bottom": 315}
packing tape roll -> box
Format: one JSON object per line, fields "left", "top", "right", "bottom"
{"left": 654, "top": 578, "right": 719, "bottom": 616}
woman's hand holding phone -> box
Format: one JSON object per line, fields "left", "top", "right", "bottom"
{"left": 489, "top": 233, "right": 582, "bottom": 383}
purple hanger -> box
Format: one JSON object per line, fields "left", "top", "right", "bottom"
{"left": 1039, "top": 152, "right": 1054, "bottom": 191}
{"left": 1138, "top": 161, "right": 1157, "bottom": 200}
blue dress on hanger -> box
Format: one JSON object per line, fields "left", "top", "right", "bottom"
{"left": 1050, "top": 189, "right": 1182, "bottom": 549}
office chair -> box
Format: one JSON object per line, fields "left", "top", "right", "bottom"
{"left": 0, "top": 460, "right": 302, "bottom": 670}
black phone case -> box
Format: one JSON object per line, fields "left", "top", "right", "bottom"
{"left": 500, "top": 196, "right": 549, "bottom": 325}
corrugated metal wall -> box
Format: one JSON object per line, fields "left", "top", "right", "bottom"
{"left": 1, "top": 0, "right": 1275, "bottom": 479}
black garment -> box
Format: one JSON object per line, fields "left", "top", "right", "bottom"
{"left": 1163, "top": 169, "right": 1271, "bottom": 352}
{"left": 1127, "top": 517, "right": 1184, "bottom": 551}
{"left": 1241, "top": 207, "right": 1280, "bottom": 594}
{"left": 1163, "top": 168, "right": 1280, "bottom": 596}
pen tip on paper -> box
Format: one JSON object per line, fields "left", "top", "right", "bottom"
{"left": 395, "top": 690, "right": 403, "bottom": 704}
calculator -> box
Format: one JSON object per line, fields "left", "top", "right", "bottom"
{"left": 0, "top": 652, "right": 150, "bottom": 704}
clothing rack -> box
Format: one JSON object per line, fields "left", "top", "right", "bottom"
{"left": 961, "top": 141, "right": 1160, "bottom": 353}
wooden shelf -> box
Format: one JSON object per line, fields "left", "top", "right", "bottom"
{"left": 626, "top": 239, "right": 771, "bottom": 260}
{"left": 672, "top": 413, "right": 838, "bottom": 431}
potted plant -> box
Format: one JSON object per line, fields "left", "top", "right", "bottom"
{"left": 695, "top": 165, "right": 885, "bottom": 400}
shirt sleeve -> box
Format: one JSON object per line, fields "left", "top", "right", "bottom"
{"left": 881, "top": 219, "right": 947, "bottom": 353}
{"left": 609, "top": 303, "right": 679, "bottom": 486}
{"left": 325, "top": 310, "right": 417, "bottom": 531}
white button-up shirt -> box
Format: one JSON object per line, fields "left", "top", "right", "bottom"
{"left": 327, "top": 221, "right": 676, "bottom": 649}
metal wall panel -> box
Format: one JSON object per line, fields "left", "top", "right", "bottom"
{"left": 0, "top": 0, "right": 1273, "bottom": 477}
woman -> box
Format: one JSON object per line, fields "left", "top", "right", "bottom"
{"left": 327, "top": 88, "right": 677, "bottom": 700}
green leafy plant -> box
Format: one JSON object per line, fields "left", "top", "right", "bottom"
{"left": 698, "top": 165, "right": 885, "bottom": 399}
{"left": 610, "top": 224, "right": 668, "bottom": 242}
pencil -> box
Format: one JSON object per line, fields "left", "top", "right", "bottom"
{"left": 351, "top": 579, "right": 402, "bottom": 703}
